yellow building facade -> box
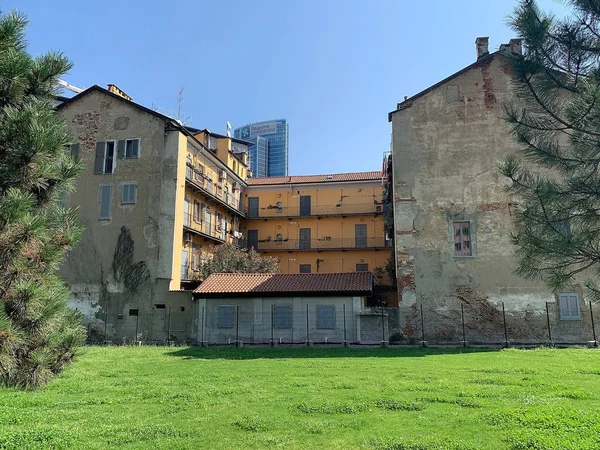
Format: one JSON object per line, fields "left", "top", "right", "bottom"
{"left": 178, "top": 130, "right": 250, "bottom": 286}
{"left": 243, "top": 173, "right": 392, "bottom": 284}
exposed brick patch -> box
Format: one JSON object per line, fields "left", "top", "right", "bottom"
{"left": 476, "top": 202, "right": 506, "bottom": 212}
{"left": 72, "top": 110, "right": 101, "bottom": 151}
{"left": 394, "top": 195, "right": 415, "bottom": 202}
{"left": 480, "top": 58, "right": 495, "bottom": 108}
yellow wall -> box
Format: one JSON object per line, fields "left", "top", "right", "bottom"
{"left": 244, "top": 180, "right": 392, "bottom": 283}
{"left": 169, "top": 131, "right": 190, "bottom": 290}
{"left": 193, "top": 130, "right": 248, "bottom": 180}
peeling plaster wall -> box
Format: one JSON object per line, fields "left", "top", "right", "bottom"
{"left": 58, "top": 91, "right": 193, "bottom": 343}
{"left": 390, "top": 55, "right": 598, "bottom": 343}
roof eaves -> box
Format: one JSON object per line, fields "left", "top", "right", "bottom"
{"left": 388, "top": 51, "right": 499, "bottom": 122}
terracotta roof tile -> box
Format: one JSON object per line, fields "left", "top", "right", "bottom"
{"left": 247, "top": 171, "right": 382, "bottom": 186}
{"left": 194, "top": 272, "right": 372, "bottom": 297}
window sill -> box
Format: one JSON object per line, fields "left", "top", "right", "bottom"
{"left": 121, "top": 202, "right": 136, "bottom": 205}
{"left": 453, "top": 255, "right": 475, "bottom": 259}
{"left": 559, "top": 317, "right": 581, "bottom": 321}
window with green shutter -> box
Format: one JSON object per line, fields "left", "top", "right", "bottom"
{"left": 99, "top": 185, "right": 112, "bottom": 220}
{"left": 121, "top": 182, "right": 137, "bottom": 205}
{"left": 274, "top": 305, "right": 292, "bottom": 329}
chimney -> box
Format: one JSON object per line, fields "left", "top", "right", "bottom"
{"left": 509, "top": 38, "right": 523, "bottom": 56}
{"left": 107, "top": 84, "right": 133, "bottom": 101}
{"left": 475, "top": 37, "right": 489, "bottom": 59}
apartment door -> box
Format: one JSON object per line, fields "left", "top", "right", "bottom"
{"left": 206, "top": 211, "right": 212, "bottom": 235}
{"left": 181, "top": 250, "right": 189, "bottom": 279}
{"left": 247, "top": 230, "right": 258, "bottom": 250}
{"left": 248, "top": 197, "right": 259, "bottom": 218}
{"left": 300, "top": 195, "right": 311, "bottom": 217}
{"left": 299, "top": 228, "right": 311, "bottom": 249}
{"left": 184, "top": 198, "right": 191, "bottom": 227}
{"left": 355, "top": 224, "right": 367, "bottom": 248}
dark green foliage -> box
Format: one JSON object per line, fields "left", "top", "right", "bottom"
{"left": 500, "top": 0, "right": 600, "bottom": 298}
{"left": 0, "top": 10, "right": 85, "bottom": 389}
{"left": 198, "top": 243, "right": 279, "bottom": 280}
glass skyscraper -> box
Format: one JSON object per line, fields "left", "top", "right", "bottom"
{"left": 233, "top": 119, "right": 289, "bottom": 177}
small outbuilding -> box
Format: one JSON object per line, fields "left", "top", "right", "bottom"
{"left": 192, "top": 272, "right": 373, "bottom": 345}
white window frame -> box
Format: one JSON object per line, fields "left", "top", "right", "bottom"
{"left": 558, "top": 292, "right": 581, "bottom": 320}
{"left": 103, "top": 140, "right": 117, "bottom": 174}
{"left": 124, "top": 138, "right": 141, "bottom": 159}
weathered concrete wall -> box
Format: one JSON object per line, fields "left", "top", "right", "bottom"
{"left": 194, "top": 296, "right": 363, "bottom": 344}
{"left": 390, "top": 54, "right": 599, "bottom": 343}
{"left": 59, "top": 91, "right": 191, "bottom": 343}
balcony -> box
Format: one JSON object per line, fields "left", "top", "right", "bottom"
{"left": 185, "top": 166, "right": 246, "bottom": 217}
{"left": 252, "top": 237, "right": 392, "bottom": 251}
{"left": 248, "top": 203, "right": 388, "bottom": 219}
{"left": 181, "top": 264, "right": 202, "bottom": 281}
{"left": 183, "top": 212, "right": 228, "bottom": 244}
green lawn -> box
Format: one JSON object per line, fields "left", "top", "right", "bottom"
{"left": 0, "top": 347, "right": 599, "bottom": 449}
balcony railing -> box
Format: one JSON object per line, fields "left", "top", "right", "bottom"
{"left": 181, "top": 264, "right": 202, "bottom": 281}
{"left": 248, "top": 203, "right": 388, "bottom": 219}
{"left": 250, "top": 237, "right": 392, "bottom": 251}
{"left": 185, "top": 167, "right": 246, "bottom": 216}
{"left": 183, "top": 212, "right": 228, "bottom": 243}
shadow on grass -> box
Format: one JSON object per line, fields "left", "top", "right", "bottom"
{"left": 165, "top": 346, "right": 498, "bottom": 360}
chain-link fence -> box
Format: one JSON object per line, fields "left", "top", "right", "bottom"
{"left": 86, "top": 301, "right": 599, "bottom": 348}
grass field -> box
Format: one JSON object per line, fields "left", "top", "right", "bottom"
{"left": 0, "top": 347, "right": 599, "bottom": 449}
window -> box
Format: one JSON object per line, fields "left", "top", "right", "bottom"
{"left": 559, "top": 293, "right": 581, "bottom": 320}
{"left": 94, "top": 141, "right": 116, "bottom": 174}
{"left": 129, "top": 309, "right": 138, "bottom": 316}
{"left": 217, "top": 305, "right": 235, "bottom": 328}
{"left": 154, "top": 304, "right": 166, "bottom": 309}
{"left": 316, "top": 305, "right": 335, "bottom": 329}
{"left": 356, "top": 263, "right": 369, "bottom": 272}
{"left": 124, "top": 138, "right": 140, "bottom": 158}
{"left": 274, "top": 305, "right": 292, "bottom": 329}
{"left": 453, "top": 221, "right": 473, "bottom": 257}
{"left": 98, "top": 185, "right": 112, "bottom": 220}
{"left": 70, "top": 143, "right": 80, "bottom": 161}
{"left": 224, "top": 186, "right": 229, "bottom": 204}
{"left": 121, "top": 182, "right": 137, "bottom": 204}
{"left": 299, "top": 264, "right": 311, "bottom": 273}
{"left": 193, "top": 200, "right": 200, "bottom": 222}
{"left": 194, "top": 162, "right": 204, "bottom": 182}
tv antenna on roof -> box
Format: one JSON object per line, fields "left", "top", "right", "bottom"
{"left": 151, "top": 87, "right": 192, "bottom": 126}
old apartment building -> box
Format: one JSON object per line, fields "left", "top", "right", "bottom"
{"left": 244, "top": 173, "right": 392, "bottom": 282}
{"left": 57, "top": 85, "right": 391, "bottom": 342}
{"left": 57, "top": 85, "right": 250, "bottom": 342}
{"left": 389, "top": 38, "right": 599, "bottom": 342}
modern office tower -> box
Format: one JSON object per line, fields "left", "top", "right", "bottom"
{"left": 234, "top": 119, "right": 288, "bottom": 177}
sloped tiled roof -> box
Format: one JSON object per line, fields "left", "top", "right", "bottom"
{"left": 247, "top": 171, "right": 381, "bottom": 186}
{"left": 194, "top": 272, "right": 372, "bottom": 297}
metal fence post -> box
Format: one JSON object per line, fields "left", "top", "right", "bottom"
{"left": 104, "top": 308, "right": 108, "bottom": 344}
{"left": 380, "top": 306, "right": 386, "bottom": 346}
{"left": 235, "top": 305, "right": 239, "bottom": 347}
{"left": 167, "top": 307, "right": 172, "bottom": 344}
{"left": 420, "top": 303, "right": 425, "bottom": 347}
{"left": 306, "top": 304, "right": 310, "bottom": 346}
{"left": 545, "top": 302, "right": 552, "bottom": 344}
{"left": 135, "top": 312, "right": 139, "bottom": 343}
{"left": 461, "top": 303, "right": 466, "bottom": 347}
{"left": 271, "top": 304, "right": 274, "bottom": 347}
{"left": 201, "top": 305, "right": 205, "bottom": 346}
{"left": 343, "top": 303, "right": 347, "bottom": 347}
{"left": 502, "top": 302, "right": 508, "bottom": 348}
{"left": 590, "top": 301, "right": 597, "bottom": 343}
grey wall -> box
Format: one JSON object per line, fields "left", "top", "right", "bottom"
{"left": 58, "top": 91, "right": 190, "bottom": 343}
{"left": 390, "top": 54, "right": 598, "bottom": 343}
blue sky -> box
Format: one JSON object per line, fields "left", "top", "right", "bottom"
{"left": 18, "top": 0, "right": 570, "bottom": 176}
